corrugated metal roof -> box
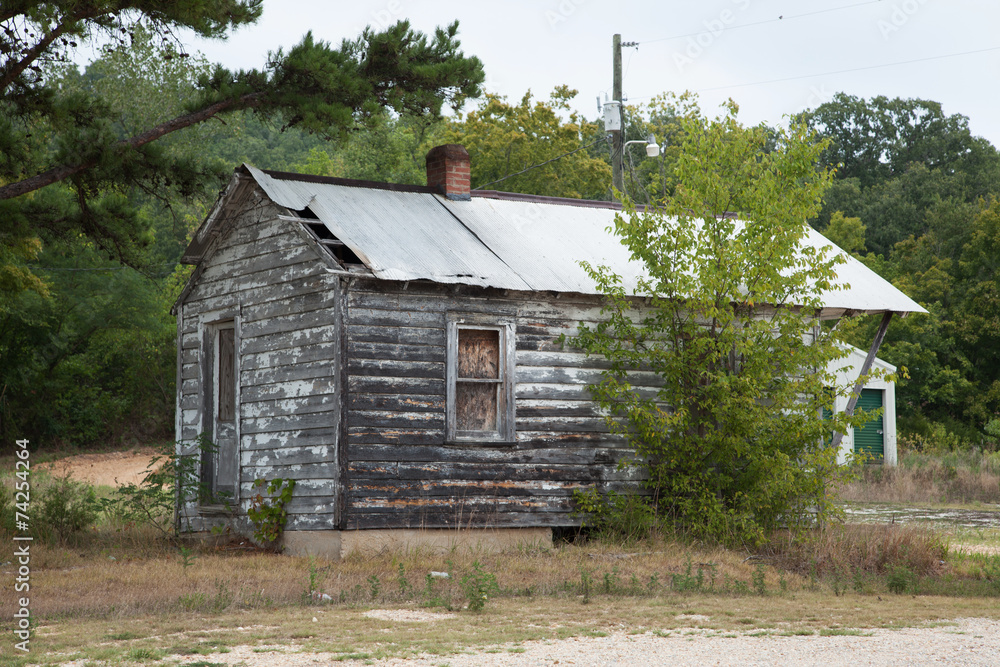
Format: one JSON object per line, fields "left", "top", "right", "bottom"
{"left": 438, "top": 196, "right": 646, "bottom": 294}
{"left": 240, "top": 165, "right": 926, "bottom": 315}
{"left": 246, "top": 165, "right": 531, "bottom": 290}
{"left": 801, "top": 226, "right": 925, "bottom": 314}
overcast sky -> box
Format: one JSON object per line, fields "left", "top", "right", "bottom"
{"left": 182, "top": 0, "right": 999, "bottom": 147}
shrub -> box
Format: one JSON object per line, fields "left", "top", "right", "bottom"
{"left": 247, "top": 477, "right": 295, "bottom": 549}
{"left": 35, "top": 476, "right": 100, "bottom": 542}
{"left": 572, "top": 487, "right": 660, "bottom": 543}
{"left": 460, "top": 561, "right": 499, "bottom": 612}
{"left": 886, "top": 566, "right": 913, "bottom": 594}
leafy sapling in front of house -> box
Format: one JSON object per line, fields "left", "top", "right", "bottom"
{"left": 574, "top": 95, "right": 877, "bottom": 545}
{"left": 247, "top": 477, "right": 296, "bottom": 550}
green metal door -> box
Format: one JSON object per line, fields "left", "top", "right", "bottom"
{"left": 853, "top": 389, "right": 884, "bottom": 460}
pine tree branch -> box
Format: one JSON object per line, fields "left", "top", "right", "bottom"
{"left": 0, "top": 91, "right": 263, "bottom": 201}
{"left": 0, "top": 15, "right": 86, "bottom": 90}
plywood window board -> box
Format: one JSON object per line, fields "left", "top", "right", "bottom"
{"left": 446, "top": 316, "right": 515, "bottom": 443}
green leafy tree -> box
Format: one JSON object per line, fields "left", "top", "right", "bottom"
{"left": 801, "top": 94, "right": 1000, "bottom": 256}
{"left": 574, "top": 99, "right": 864, "bottom": 544}
{"left": 1, "top": 2, "right": 484, "bottom": 295}
{"left": 46, "top": 25, "right": 231, "bottom": 266}
{"left": 436, "top": 86, "right": 610, "bottom": 198}
{"left": 823, "top": 211, "right": 867, "bottom": 256}
{"left": 291, "top": 111, "right": 436, "bottom": 185}
{"left": 798, "top": 93, "right": 999, "bottom": 191}
{"left": 0, "top": 236, "right": 178, "bottom": 446}
{"left": 801, "top": 94, "right": 1000, "bottom": 445}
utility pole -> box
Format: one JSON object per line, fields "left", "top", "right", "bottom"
{"left": 611, "top": 33, "right": 623, "bottom": 194}
{"left": 610, "top": 34, "right": 638, "bottom": 197}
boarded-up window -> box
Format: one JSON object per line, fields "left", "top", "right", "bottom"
{"left": 218, "top": 327, "right": 236, "bottom": 422}
{"left": 447, "top": 318, "right": 515, "bottom": 442}
{"left": 456, "top": 329, "right": 500, "bottom": 431}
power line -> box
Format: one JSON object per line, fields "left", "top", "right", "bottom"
{"left": 637, "top": 0, "right": 884, "bottom": 45}
{"left": 688, "top": 45, "right": 1000, "bottom": 94}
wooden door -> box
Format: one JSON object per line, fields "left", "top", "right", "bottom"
{"left": 203, "top": 322, "right": 238, "bottom": 502}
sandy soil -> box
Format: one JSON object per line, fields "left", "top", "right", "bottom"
{"left": 35, "top": 448, "right": 163, "bottom": 488}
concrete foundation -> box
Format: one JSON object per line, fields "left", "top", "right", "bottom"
{"left": 281, "top": 527, "right": 553, "bottom": 560}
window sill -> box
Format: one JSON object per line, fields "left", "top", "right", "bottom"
{"left": 445, "top": 437, "right": 518, "bottom": 447}
{"left": 198, "top": 504, "right": 236, "bottom": 517}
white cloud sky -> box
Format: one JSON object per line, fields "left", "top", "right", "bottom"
{"left": 182, "top": 0, "right": 1000, "bottom": 147}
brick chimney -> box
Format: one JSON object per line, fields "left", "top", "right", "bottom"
{"left": 425, "top": 144, "right": 471, "bottom": 201}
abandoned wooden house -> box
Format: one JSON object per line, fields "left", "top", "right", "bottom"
{"left": 173, "top": 144, "right": 925, "bottom": 558}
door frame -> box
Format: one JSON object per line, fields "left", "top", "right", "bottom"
{"left": 199, "top": 310, "right": 242, "bottom": 506}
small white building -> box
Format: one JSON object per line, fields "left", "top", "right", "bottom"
{"left": 830, "top": 344, "right": 897, "bottom": 466}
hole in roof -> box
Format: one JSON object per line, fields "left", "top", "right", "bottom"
{"left": 304, "top": 220, "right": 336, "bottom": 241}
{"left": 300, "top": 221, "right": 365, "bottom": 268}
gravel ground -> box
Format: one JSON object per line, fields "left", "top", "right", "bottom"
{"left": 168, "top": 617, "right": 1000, "bottom": 666}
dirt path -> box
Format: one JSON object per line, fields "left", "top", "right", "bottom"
{"left": 90, "top": 617, "right": 998, "bottom": 667}
{"left": 36, "top": 448, "right": 163, "bottom": 488}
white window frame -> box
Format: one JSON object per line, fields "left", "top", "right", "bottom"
{"left": 445, "top": 315, "right": 516, "bottom": 444}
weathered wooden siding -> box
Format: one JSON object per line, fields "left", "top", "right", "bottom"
{"left": 176, "top": 192, "right": 342, "bottom": 532}
{"left": 343, "top": 279, "right": 651, "bottom": 530}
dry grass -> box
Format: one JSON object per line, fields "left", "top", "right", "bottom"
{"left": 837, "top": 450, "right": 1000, "bottom": 504}
{"left": 13, "top": 589, "right": 1000, "bottom": 666}
{"left": 0, "top": 530, "right": 802, "bottom": 623}
{"left": 5, "top": 448, "right": 1000, "bottom": 665}
{"left": 765, "top": 523, "right": 949, "bottom": 577}
{"left": 0, "top": 524, "right": 997, "bottom": 667}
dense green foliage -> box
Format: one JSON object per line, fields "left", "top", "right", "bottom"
{"left": 573, "top": 100, "right": 865, "bottom": 544}
{"left": 0, "top": 3, "right": 485, "bottom": 449}
{"left": 1, "top": 472, "right": 100, "bottom": 542}
{"left": 434, "top": 86, "right": 610, "bottom": 198}
{"left": 799, "top": 94, "right": 1000, "bottom": 446}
